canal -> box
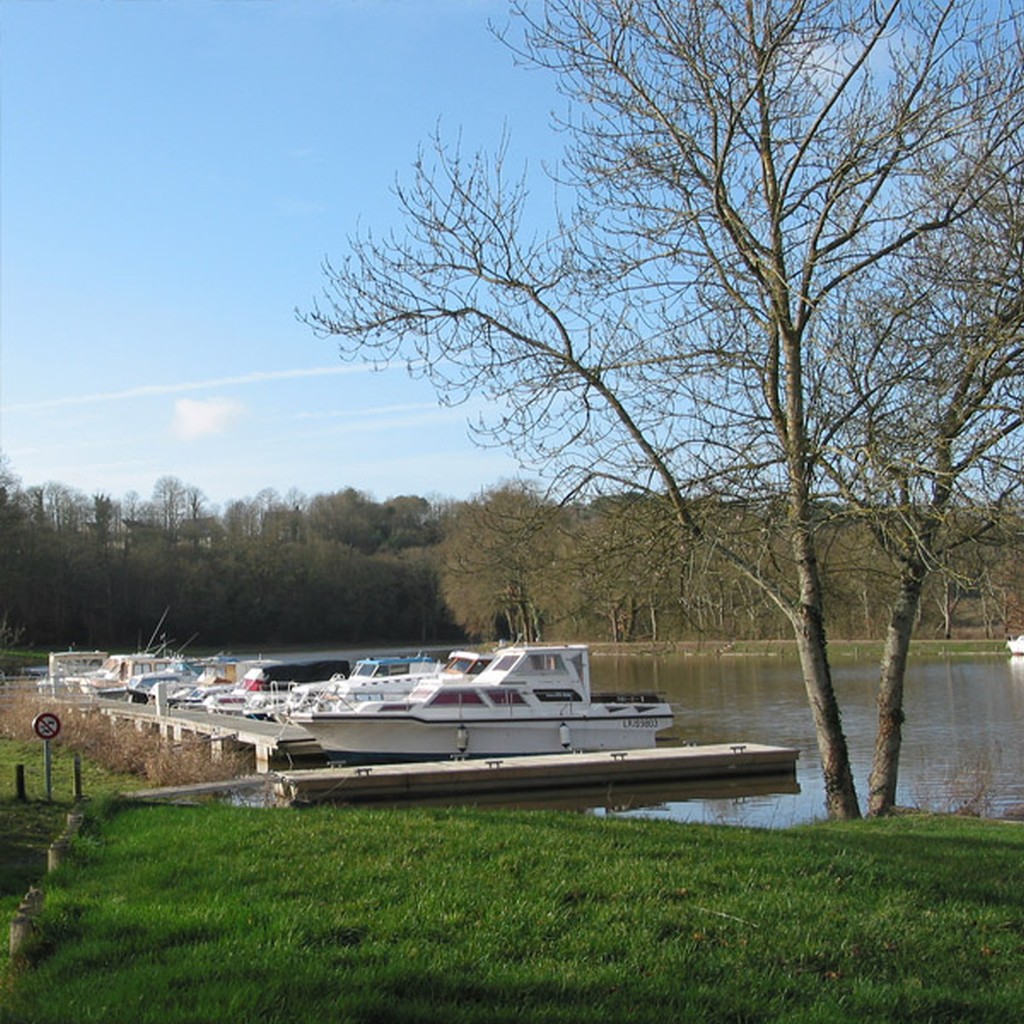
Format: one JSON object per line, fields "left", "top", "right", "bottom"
{"left": 589, "top": 651, "right": 1024, "bottom": 826}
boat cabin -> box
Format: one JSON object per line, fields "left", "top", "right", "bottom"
{"left": 349, "top": 655, "right": 439, "bottom": 680}
{"left": 405, "top": 645, "right": 591, "bottom": 705}
{"left": 47, "top": 650, "right": 108, "bottom": 680}
{"left": 239, "top": 659, "right": 352, "bottom": 692}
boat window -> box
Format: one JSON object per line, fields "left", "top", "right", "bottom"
{"left": 488, "top": 689, "right": 527, "bottom": 705}
{"left": 535, "top": 688, "right": 583, "bottom": 703}
{"left": 445, "top": 655, "right": 491, "bottom": 675}
{"left": 490, "top": 654, "right": 519, "bottom": 673}
{"left": 427, "top": 689, "right": 486, "bottom": 705}
{"left": 353, "top": 663, "right": 377, "bottom": 678}
{"left": 527, "top": 653, "right": 564, "bottom": 673}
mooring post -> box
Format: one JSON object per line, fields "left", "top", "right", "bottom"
{"left": 15, "top": 764, "right": 26, "bottom": 801}
{"left": 73, "top": 754, "right": 83, "bottom": 800}
{"left": 9, "top": 913, "right": 33, "bottom": 956}
{"left": 47, "top": 839, "right": 68, "bottom": 872}
{"left": 10, "top": 889, "right": 44, "bottom": 957}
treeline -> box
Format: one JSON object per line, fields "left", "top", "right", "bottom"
{"left": 1, "top": 470, "right": 1022, "bottom": 651}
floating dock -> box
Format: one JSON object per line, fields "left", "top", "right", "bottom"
{"left": 97, "top": 699, "right": 325, "bottom": 771}
{"left": 274, "top": 743, "right": 799, "bottom": 805}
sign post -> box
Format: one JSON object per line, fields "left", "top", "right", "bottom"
{"left": 32, "top": 712, "right": 62, "bottom": 801}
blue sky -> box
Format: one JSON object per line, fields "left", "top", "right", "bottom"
{"left": 0, "top": 0, "right": 563, "bottom": 508}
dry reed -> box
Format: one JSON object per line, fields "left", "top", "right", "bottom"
{"left": 0, "top": 682, "right": 250, "bottom": 786}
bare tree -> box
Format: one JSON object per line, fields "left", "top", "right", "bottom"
{"left": 826, "top": 162, "right": 1024, "bottom": 814}
{"left": 439, "top": 483, "right": 568, "bottom": 641}
{"left": 304, "top": 0, "right": 1024, "bottom": 817}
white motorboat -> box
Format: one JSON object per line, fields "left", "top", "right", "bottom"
{"left": 1007, "top": 635, "right": 1024, "bottom": 656}
{"left": 125, "top": 660, "right": 204, "bottom": 703}
{"left": 52, "top": 650, "right": 191, "bottom": 699}
{"left": 281, "top": 650, "right": 489, "bottom": 717}
{"left": 201, "top": 658, "right": 352, "bottom": 716}
{"left": 39, "top": 650, "right": 109, "bottom": 694}
{"left": 287, "top": 643, "right": 673, "bottom": 764}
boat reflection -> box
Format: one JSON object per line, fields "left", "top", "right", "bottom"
{"left": 303, "top": 771, "right": 800, "bottom": 816}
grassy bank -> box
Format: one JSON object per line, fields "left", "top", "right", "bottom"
{"left": 0, "top": 738, "right": 142, "bottom": 904}
{"left": 3, "top": 802, "right": 1023, "bottom": 1023}
{"left": 0, "top": 686, "right": 247, "bottom": 999}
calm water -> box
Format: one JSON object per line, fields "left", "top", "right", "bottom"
{"left": 588, "top": 652, "right": 1024, "bottom": 827}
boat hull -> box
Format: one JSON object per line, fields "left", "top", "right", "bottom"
{"left": 292, "top": 710, "right": 672, "bottom": 764}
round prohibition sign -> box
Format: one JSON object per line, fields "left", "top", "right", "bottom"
{"left": 33, "top": 712, "right": 62, "bottom": 740}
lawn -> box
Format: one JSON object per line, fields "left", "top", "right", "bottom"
{"left": 3, "top": 800, "right": 1022, "bottom": 1023}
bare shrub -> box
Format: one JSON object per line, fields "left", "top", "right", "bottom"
{"left": 942, "top": 755, "right": 995, "bottom": 818}
{"left": 0, "top": 684, "right": 251, "bottom": 786}
{"left": 911, "top": 752, "right": 996, "bottom": 818}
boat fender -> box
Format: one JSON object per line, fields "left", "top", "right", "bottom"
{"left": 456, "top": 725, "right": 469, "bottom": 753}
{"left": 559, "top": 722, "right": 571, "bottom": 750}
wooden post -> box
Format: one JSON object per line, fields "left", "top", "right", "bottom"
{"left": 73, "top": 754, "right": 83, "bottom": 800}
{"left": 9, "top": 913, "right": 33, "bottom": 956}
{"left": 15, "top": 764, "right": 26, "bottom": 801}
{"left": 47, "top": 839, "right": 68, "bottom": 871}
{"left": 10, "top": 889, "right": 44, "bottom": 957}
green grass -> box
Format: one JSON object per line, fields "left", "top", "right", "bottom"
{"left": 0, "top": 734, "right": 146, "bottom": 997}
{"left": 3, "top": 803, "right": 1023, "bottom": 1023}
{"left": 0, "top": 737, "right": 140, "bottom": 897}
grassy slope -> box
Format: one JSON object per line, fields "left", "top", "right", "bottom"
{"left": 0, "top": 738, "right": 145, "bottom": 984}
{"left": 3, "top": 803, "right": 1023, "bottom": 1024}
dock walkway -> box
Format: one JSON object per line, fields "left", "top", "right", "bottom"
{"left": 96, "top": 699, "right": 324, "bottom": 770}
{"left": 275, "top": 743, "right": 799, "bottom": 805}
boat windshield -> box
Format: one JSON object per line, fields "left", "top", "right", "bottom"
{"left": 489, "top": 654, "right": 519, "bottom": 673}
{"left": 444, "top": 655, "right": 491, "bottom": 675}
{"left": 353, "top": 658, "right": 434, "bottom": 678}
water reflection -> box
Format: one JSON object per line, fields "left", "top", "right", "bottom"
{"left": 591, "top": 652, "right": 1024, "bottom": 826}
{"left": 322, "top": 774, "right": 801, "bottom": 818}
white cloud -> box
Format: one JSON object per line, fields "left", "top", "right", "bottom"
{"left": 171, "top": 397, "right": 245, "bottom": 441}
{"left": 3, "top": 365, "right": 373, "bottom": 413}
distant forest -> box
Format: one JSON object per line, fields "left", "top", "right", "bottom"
{"left": 2, "top": 468, "right": 1023, "bottom": 653}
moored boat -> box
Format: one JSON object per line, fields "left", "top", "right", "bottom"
{"left": 282, "top": 650, "right": 490, "bottom": 717}
{"left": 1007, "top": 635, "right": 1024, "bottom": 656}
{"left": 52, "top": 650, "right": 192, "bottom": 699}
{"left": 287, "top": 643, "right": 673, "bottom": 764}
{"left": 202, "top": 658, "right": 352, "bottom": 716}
{"left": 39, "top": 650, "right": 109, "bottom": 694}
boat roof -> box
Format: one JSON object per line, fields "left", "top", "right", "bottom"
{"left": 245, "top": 659, "right": 352, "bottom": 683}
{"left": 351, "top": 654, "right": 440, "bottom": 678}
{"left": 432, "top": 644, "right": 590, "bottom": 688}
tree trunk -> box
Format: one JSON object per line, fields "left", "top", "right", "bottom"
{"left": 868, "top": 562, "right": 926, "bottom": 816}
{"left": 790, "top": 525, "right": 861, "bottom": 819}
{"left": 793, "top": 601, "right": 861, "bottom": 819}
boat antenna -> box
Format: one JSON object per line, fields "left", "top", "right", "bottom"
{"left": 178, "top": 632, "right": 200, "bottom": 654}
{"left": 145, "top": 606, "right": 171, "bottom": 653}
